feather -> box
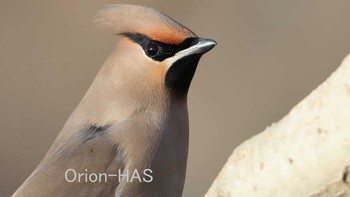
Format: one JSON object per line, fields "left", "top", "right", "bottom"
{"left": 94, "top": 4, "right": 196, "bottom": 44}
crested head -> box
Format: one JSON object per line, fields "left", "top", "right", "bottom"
{"left": 94, "top": 4, "right": 216, "bottom": 101}
{"left": 95, "top": 4, "right": 196, "bottom": 45}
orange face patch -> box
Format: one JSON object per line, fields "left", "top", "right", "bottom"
{"left": 142, "top": 27, "right": 195, "bottom": 45}
{"left": 152, "top": 62, "right": 168, "bottom": 86}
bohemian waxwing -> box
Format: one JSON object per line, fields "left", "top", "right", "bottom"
{"left": 13, "top": 4, "right": 216, "bottom": 197}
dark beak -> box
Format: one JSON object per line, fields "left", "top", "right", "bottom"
{"left": 174, "top": 38, "right": 217, "bottom": 58}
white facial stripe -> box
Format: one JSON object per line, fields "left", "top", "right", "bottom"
{"left": 166, "top": 40, "right": 216, "bottom": 69}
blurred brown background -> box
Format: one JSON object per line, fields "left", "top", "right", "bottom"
{"left": 1, "top": 0, "right": 350, "bottom": 196}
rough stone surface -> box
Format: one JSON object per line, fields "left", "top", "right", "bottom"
{"left": 205, "top": 54, "right": 350, "bottom": 197}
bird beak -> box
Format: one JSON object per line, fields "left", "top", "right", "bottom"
{"left": 167, "top": 38, "right": 216, "bottom": 68}
{"left": 175, "top": 38, "right": 217, "bottom": 58}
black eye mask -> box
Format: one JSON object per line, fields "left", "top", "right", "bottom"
{"left": 121, "top": 33, "right": 198, "bottom": 62}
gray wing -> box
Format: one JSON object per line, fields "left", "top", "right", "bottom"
{"left": 13, "top": 123, "right": 124, "bottom": 197}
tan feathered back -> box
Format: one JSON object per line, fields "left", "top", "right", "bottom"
{"left": 95, "top": 4, "right": 196, "bottom": 44}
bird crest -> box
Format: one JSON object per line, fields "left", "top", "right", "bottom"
{"left": 95, "top": 4, "right": 196, "bottom": 44}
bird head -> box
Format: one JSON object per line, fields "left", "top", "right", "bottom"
{"left": 95, "top": 4, "right": 216, "bottom": 101}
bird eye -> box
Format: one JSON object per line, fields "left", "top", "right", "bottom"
{"left": 146, "top": 42, "right": 160, "bottom": 57}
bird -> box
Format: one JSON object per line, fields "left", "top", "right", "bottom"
{"left": 13, "top": 4, "right": 216, "bottom": 197}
